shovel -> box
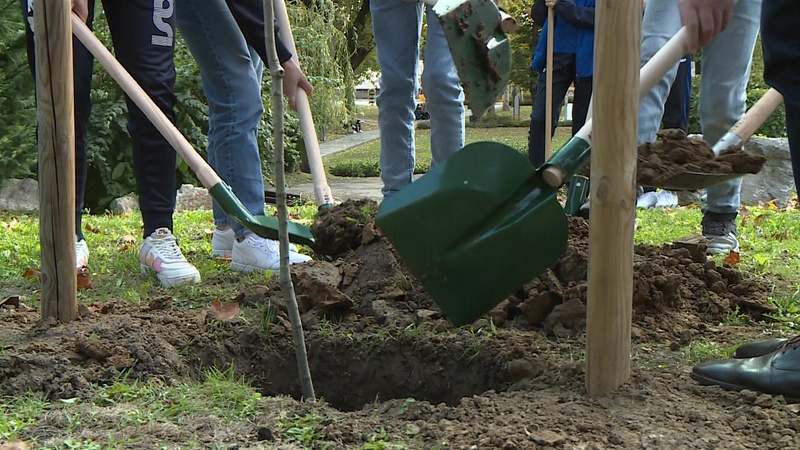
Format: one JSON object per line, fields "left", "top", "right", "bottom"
{"left": 647, "top": 88, "right": 784, "bottom": 190}
{"left": 425, "top": 0, "right": 513, "bottom": 119}
{"left": 70, "top": 14, "right": 314, "bottom": 246}
{"left": 272, "top": 0, "right": 334, "bottom": 209}
{"left": 376, "top": 26, "right": 690, "bottom": 326}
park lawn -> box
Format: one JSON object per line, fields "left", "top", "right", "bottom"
{"left": 324, "top": 126, "right": 572, "bottom": 176}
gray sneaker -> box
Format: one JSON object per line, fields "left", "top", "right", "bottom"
{"left": 701, "top": 213, "right": 739, "bottom": 254}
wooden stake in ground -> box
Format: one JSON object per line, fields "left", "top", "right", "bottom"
{"left": 585, "top": 0, "right": 641, "bottom": 395}
{"left": 263, "top": 0, "right": 315, "bottom": 402}
{"left": 34, "top": 0, "right": 77, "bottom": 322}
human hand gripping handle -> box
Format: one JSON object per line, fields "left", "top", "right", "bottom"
{"left": 679, "top": 0, "right": 735, "bottom": 53}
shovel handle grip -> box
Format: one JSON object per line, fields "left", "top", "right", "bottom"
{"left": 70, "top": 14, "right": 221, "bottom": 189}
{"left": 729, "top": 88, "right": 783, "bottom": 142}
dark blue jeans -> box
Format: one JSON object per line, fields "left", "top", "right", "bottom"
{"left": 762, "top": 0, "right": 800, "bottom": 192}
{"left": 527, "top": 53, "right": 592, "bottom": 168}
{"left": 24, "top": 0, "right": 178, "bottom": 238}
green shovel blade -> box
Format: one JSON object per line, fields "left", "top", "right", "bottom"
{"left": 435, "top": 0, "right": 511, "bottom": 119}
{"left": 209, "top": 183, "right": 315, "bottom": 247}
{"left": 376, "top": 142, "right": 569, "bottom": 326}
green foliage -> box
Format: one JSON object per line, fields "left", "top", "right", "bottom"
{"left": 0, "top": 2, "right": 355, "bottom": 211}
{"left": 327, "top": 159, "right": 428, "bottom": 177}
{"left": 0, "top": 0, "right": 37, "bottom": 181}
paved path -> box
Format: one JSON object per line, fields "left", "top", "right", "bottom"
{"left": 287, "top": 129, "right": 384, "bottom": 202}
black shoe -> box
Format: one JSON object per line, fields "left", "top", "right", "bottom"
{"left": 734, "top": 338, "right": 789, "bottom": 359}
{"left": 691, "top": 336, "right": 800, "bottom": 402}
{"left": 701, "top": 212, "right": 739, "bottom": 255}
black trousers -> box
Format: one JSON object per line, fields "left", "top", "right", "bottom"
{"left": 662, "top": 54, "right": 692, "bottom": 132}
{"left": 23, "top": 0, "right": 178, "bottom": 238}
{"left": 528, "top": 53, "right": 592, "bottom": 168}
{"left": 762, "top": 0, "right": 800, "bottom": 194}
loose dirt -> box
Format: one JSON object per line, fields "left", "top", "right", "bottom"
{"left": 1, "top": 199, "right": 798, "bottom": 449}
{"left": 637, "top": 129, "right": 767, "bottom": 187}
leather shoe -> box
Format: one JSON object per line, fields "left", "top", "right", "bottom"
{"left": 734, "top": 338, "right": 788, "bottom": 358}
{"left": 691, "top": 338, "right": 800, "bottom": 403}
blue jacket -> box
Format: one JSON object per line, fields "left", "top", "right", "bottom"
{"left": 530, "top": 0, "right": 595, "bottom": 78}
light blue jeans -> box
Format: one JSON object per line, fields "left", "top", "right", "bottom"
{"left": 370, "top": 0, "right": 466, "bottom": 197}
{"left": 176, "top": 0, "right": 266, "bottom": 238}
{"left": 638, "top": 0, "right": 761, "bottom": 215}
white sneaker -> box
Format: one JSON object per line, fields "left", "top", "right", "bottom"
{"left": 212, "top": 227, "right": 298, "bottom": 258}
{"left": 139, "top": 228, "right": 201, "bottom": 287}
{"left": 231, "top": 234, "right": 311, "bottom": 273}
{"left": 75, "top": 238, "right": 89, "bottom": 269}
{"left": 636, "top": 191, "right": 659, "bottom": 208}
{"left": 655, "top": 190, "right": 678, "bottom": 208}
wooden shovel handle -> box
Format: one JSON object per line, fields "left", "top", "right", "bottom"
{"left": 272, "top": 0, "right": 334, "bottom": 207}
{"left": 544, "top": 6, "right": 554, "bottom": 159}
{"left": 541, "top": 26, "right": 689, "bottom": 186}
{"left": 730, "top": 88, "right": 783, "bottom": 142}
{"left": 70, "top": 14, "right": 221, "bottom": 189}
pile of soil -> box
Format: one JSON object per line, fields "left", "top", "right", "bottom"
{"left": 637, "top": 129, "right": 767, "bottom": 186}
{"left": 0, "top": 198, "right": 796, "bottom": 448}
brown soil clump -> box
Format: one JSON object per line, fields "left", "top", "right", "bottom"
{"left": 637, "top": 129, "right": 766, "bottom": 186}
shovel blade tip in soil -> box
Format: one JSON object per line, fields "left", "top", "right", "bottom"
{"left": 377, "top": 141, "right": 569, "bottom": 326}
{"left": 210, "top": 183, "right": 315, "bottom": 246}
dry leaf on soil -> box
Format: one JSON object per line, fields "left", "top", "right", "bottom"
{"left": 1, "top": 296, "right": 20, "bottom": 309}
{"left": 207, "top": 298, "right": 241, "bottom": 322}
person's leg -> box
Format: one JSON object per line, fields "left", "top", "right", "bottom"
{"left": 571, "top": 75, "right": 592, "bottom": 135}
{"left": 699, "top": 0, "right": 760, "bottom": 215}
{"left": 637, "top": 0, "right": 682, "bottom": 145}
{"left": 421, "top": 6, "right": 465, "bottom": 167}
{"left": 761, "top": 0, "right": 800, "bottom": 192}
{"left": 104, "top": 0, "right": 200, "bottom": 286}
{"left": 370, "top": 0, "right": 422, "bottom": 198}
{"left": 176, "top": 0, "right": 265, "bottom": 237}
{"left": 102, "top": 0, "right": 178, "bottom": 238}
{"left": 697, "top": 0, "right": 760, "bottom": 253}
{"left": 527, "top": 54, "right": 573, "bottom": 167}
{"left": 662, "top": 55, "right": 691, "bottom": 132}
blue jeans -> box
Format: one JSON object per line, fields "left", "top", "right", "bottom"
{"left": 638, "top": 0, "right": 761, "bottom": 215}
{"left": 176, "top": 0, "right": 266, "bottom": 238}
{"left": 370, "top": 0, "right": 466, "bottom": 197}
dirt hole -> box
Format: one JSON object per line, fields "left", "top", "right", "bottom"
{"left": 245, "top": 337, "right": 510, "bottom": 412}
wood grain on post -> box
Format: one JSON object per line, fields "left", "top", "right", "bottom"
{"left": 585, "top": 0, "right": 641, "bottom": 395}
{"left": 34, "top": 0, "right": 77, "bottom": 322}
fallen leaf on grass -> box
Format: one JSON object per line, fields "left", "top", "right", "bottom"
{"left": 0, "top": 441, "right": 32, "bottom": 450}
{"left": 207, "top": 298, "right": 241, "bottom": 322}
{"left": 22, "top": 267, "right": 41, "bottom": 280}
{"left": 84, "top": 223, "right": 101, "bottom": 234}
{"left": 724, "top": 251, "right": 740, "bottom": 265}
{"left": 1, "top": 217, "right": 19, "bottom": 231}
{"left": 77, "top": 267, "right": 93, "bottom": 290}
{"left": 204, "top": 227, "right": 215, "bottom": 238}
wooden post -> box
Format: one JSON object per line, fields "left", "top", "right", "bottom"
{"left": 585, "top": 0, "right": 641, "bottom": 395}
{"left": 34, "top": 0, "right": 77, "bottom": 322}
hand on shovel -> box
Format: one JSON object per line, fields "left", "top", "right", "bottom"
{"left": 281, "top": 58, "right": 313, "bottom": 112}
{"left": 679, "top": 0, "right": 735, "bottom": 52}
